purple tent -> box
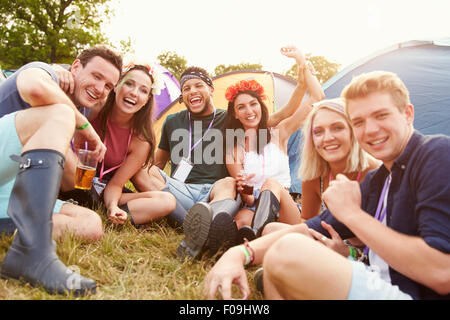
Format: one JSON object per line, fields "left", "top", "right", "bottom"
{"left": 152, "top": 64, "right": 180, "bottom": 120}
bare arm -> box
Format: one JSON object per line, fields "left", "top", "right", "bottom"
{"left": 300, "top": 179, "right": 322, "bottom": 220}
{"left": 275, "top": 63, "right": 325, "bottom": 142}
{"left": 268, "top": 46, "right": 307, "bottom": 127}
{"left": 204, "top": 222, "right": 312, "bottom": 299}
{"left": 17, "top": 67, "right": 87, "bottom": 128}
{"left": 103, "top": 136, "right": 150, "bottom": 224}
{"left": 17, "top": 67, "right": 107, "bottom": 161}
{"left": 154, "top": 148, "right": 170, "bottom": 170}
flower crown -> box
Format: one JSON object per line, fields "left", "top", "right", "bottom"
{"left": 122, "top": 61, "right": 165, "bottom": 96}
{"left": 225, "top": 79, "right": 266, "bottom": 102}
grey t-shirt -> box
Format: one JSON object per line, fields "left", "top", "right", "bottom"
{"left": 0, "top": 62, "right": 58, "bottom": 118}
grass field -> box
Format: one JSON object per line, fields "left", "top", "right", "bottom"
{"left": 0, "top": 209, "right": 264, "bottom": 300}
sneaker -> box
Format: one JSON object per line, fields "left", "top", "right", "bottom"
{"left": 206, "top": 212, "right": 238, "bottom": 256}
{"left": 176, "top": 202, "right": 212, "bottom": 259}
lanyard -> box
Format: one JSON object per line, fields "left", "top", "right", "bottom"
{"left": 187, "top": 109, "right": 216, "bottom": 161}
{"left": 99, "top": 120, "right": 133, "bottom": 181}
{"left": 363, "top": 174, "right": 392, "bottom": 256}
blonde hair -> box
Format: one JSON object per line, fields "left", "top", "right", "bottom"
{"left": 341, "top": 71, "right": 410, "bottom": 113}
{"left": 299, "top": 98, "right": 371, "bottom": 181}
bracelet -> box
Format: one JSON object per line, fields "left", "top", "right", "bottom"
{"left": 237, "top": 245, "right": 252, "bottom": 267}
{"left": 348, "top": 247, "right": 356, "bottom": 260}
{"left": 76, "top": 122, "right": 90, "bottom": 130}
{"left": 243, "top": 238, "right": 255, "bottom": 266}
{"left": 236, "top": 238, "right": 255, "bottom": 267}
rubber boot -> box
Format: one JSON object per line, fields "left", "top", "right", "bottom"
{"left": 251, "top": 190, "right": 280, "bottom": 238}
{"left": 0, "top": 149, "right": 96, "bottom": 296}
{"left": 176, "top": 201, "right": 213, "bottom": 260}
{"left": 205, "top": 196, "right": 241, "bottom": 256}
{"left": 0, "top": 218, "right": 16, "bottom": 238}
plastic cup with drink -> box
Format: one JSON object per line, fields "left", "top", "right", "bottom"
{"left": 74, "top": 149, "right": 98, "bottom": 190}
{"left": 238, "top": 170, "right": 254, "bottom": 196}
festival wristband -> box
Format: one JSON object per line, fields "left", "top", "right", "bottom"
{"left": 76, "top": 122, "right": 90, "bottom": 130}
{"left": 236, "top": 245, "right": 252, "bottom": 267}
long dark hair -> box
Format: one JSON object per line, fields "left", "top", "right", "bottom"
{"left": 223, "top": 90, "right": 271, "bottom": 156}
{"left": 97, "top": 65, "right": 156, "bottom": 169}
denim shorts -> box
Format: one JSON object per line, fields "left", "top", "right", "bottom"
{"left": 0, "top": 111, "right": 65, "bottom": 219}
{"left": 159, "top": 168, "right": 213, "bottom": 211}
{"left": 347, "top": 259, "right": 413, "bottom": 300}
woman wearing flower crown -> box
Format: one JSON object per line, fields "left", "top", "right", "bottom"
{"left": 59, "top": 63, "right": 176, "bottom": 226}
{"left": 223, "top": 46, "right": 324, "bottom": 241}
{"left": 90, "top": 63, "right": 176, "bottom": 226}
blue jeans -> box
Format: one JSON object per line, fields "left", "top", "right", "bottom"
{"left": 159, "top": 168, "right": 213, "bottom": 211}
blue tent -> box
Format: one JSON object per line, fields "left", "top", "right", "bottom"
{"left": 323, "top": 38, "right": 450, "bottom": 136}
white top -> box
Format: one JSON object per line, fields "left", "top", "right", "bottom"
{"left": 243, "top": 142, "right": 291, "bottom": 190}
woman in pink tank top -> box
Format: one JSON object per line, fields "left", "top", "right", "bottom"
{"left": 93, "top": 63, "right": 175, "bottom": 226}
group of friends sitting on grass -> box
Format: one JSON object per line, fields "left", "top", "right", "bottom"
{"left": 0, "top": 45, "right": 448, "bottom": 300}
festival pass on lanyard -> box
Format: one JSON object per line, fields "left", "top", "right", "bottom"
{"left": 172, "top": 110, "right": 216, "bottom": 182}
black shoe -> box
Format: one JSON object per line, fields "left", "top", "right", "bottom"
{"left": 251, "top": 190, "right": 280, "bottom": 237}
{"left": 176, "top": 202, "right": 212, "bottom": 259}
{"left": 205, "top": 198, "right": 240, "bottom": 256}
{"left": 236, "top": 225, "right": 256, "bottom": 244}
{"left": 254, "top": 267, "right": 264, "bottom": 294}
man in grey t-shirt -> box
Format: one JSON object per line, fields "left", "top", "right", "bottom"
{"left": 0, "top": 46, "right": 121, "bottom": 296}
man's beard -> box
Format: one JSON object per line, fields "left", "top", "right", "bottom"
{"left": 186, "top": 98, "right": 212, "bottom": 116}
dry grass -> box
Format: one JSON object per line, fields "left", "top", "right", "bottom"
{"left": 0, "top": 210, "right": 264, "bottom": 300}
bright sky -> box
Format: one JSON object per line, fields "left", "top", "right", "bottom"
{"left": 103, "top": 0, "right": 450, "bottom": 75}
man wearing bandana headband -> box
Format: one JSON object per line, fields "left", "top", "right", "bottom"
{"left": 132, "top": 66, "right": 242, "bottom": 259}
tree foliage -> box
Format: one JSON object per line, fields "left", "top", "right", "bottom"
{"left": 157, "top": 51, "right": 187, "bottom": 81}
{"left": 214, "top": 62, "right": 263, "bottom": 76}
{"left": 0, "top": 0, "right": 114, "bottom": 69}
{"left": 286, "top": 55, "right": 341, "bottom": 84}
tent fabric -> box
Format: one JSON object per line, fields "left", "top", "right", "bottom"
{"left": 323, "top": 38, "right": 450, "bottom": 136}
{"left": 153, "top": 64, "right": 181, "bottom": 120}
{"left": 154, "top": 70, "right": 302, "bottom": 194}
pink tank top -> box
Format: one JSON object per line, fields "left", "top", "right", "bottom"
{"left": 91, "top": 117, "right": 132, "bottom": 173}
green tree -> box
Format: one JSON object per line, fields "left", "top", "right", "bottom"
{"left": 214, "top": 62, "right": 263, "bottom": 76}
{"left": 157, "top": 51, "right": 187, "bottom": 81}
{"left": 285, "top": 55, "right": 341, "bottom": 84}
{"left": 0, "top": 0, "right": 114, "bottom": 69}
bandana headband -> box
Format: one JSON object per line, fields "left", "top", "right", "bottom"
{"left": 180, "top": 71, "right": 214, "bottom": 89}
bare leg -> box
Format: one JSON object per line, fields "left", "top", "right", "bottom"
{"left": 15, "top": 104, "right": 75, "bottom": 153}
{"left": 131, "top": 166, "right": 167, "bottom": 192}
{"left": 52, "top": 203, "right": 103, "bottom": 241}
{"left": 263, "top": 233, "right": 352, "bottom": 299}
{"left": 208, "top": 177, "right": 237, "bottom": 203}
{"left": 260, "top": 178, "right": 302, "bottom": 225}
{"left": 234, "top": 208, "right": 254, "bottom": 229}
{"left": 118, "top": 191, "right": 176, "bottom": 225}
{"left": 261, "top": 222, "right": 291, "bottom": 236}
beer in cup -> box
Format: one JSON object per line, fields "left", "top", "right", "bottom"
{"left": 74, "top": 149, "right": 97, "bottom": 190}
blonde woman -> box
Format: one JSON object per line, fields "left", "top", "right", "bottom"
{"left": 299, "top": 98, "right": 381, "bottom": 220}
